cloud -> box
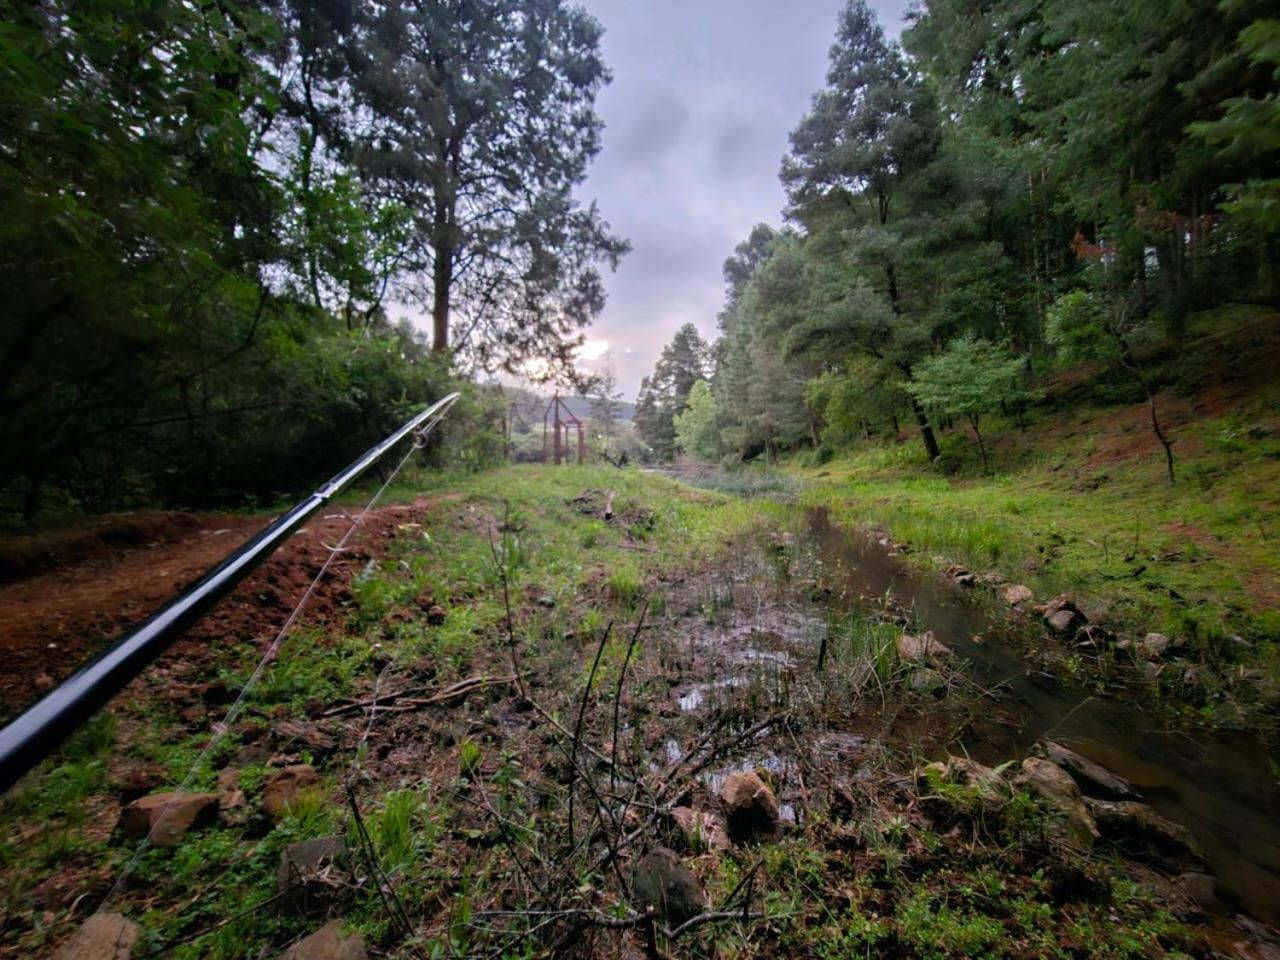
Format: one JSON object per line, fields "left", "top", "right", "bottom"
{"left": 408, "top": 1, "right": 917, "bottom": 400}
{"left": 577, "top": 0, "right": 918, "bottom": 398}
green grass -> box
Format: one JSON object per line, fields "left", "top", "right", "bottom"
{"left": 785, "top": 309, "right": 1280, "bottom": 731}
{"left": 0, "top": 464, "right": 770, "bottom": 958}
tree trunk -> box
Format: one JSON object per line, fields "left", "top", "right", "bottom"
{"left": 969, "top": 415, "right": 989, "bottom": 475}
{"left": 910, "top": 398, "right": 940, "bottom": 461}
{"left": 1116, "top": 337, "right": 1176, "bottom": 484}
{"left": 432, "top": 246, "right": 452, "bottom": 354}
{"left": 1154, "top": 239, "right": 1188, "bottom": 344}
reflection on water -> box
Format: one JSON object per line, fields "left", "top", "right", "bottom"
{"left": 805, "top": 507, "right": 1280, "bottom": 926}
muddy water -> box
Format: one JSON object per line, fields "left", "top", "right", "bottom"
{"left": 802, "top": 507, "right": 1280, "bottom": 926}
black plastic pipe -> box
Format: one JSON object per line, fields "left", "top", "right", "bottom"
{"left": 0, "top": 392, "right": 459, "bottom": 794}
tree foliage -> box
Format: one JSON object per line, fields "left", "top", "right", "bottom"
{"left": 906, "top": 337, "right": 1026, "bottom": 473}
{"left": 646, "top": 0, "right": 1278, "bottom": 479}
{"left": 0, "top": 0, "right": 624, "bottom": 520}
{"left": 634, "top": 324, "right": 712, "bottom": 461}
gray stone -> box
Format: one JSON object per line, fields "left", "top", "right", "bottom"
{"left": 897, "top": 630, "right": 953, "bottom": 663}
{"left": 632, "top": 847, "right": 708, "bottom": 926}
{"left": 919, "top": 756, "right": 1006, "bottom": 813}
{"left": 1177, "top": 872, "right": 1225, "bottom": 915}
{"left": 1015, "top": 757, "right": 1098, "bottom": 847}
{"left": 217, "top": 767, "right": 246, "bottom": 810}
{"left": 1042, "top": 740, "right": 1140, "bottom": 801}
{"left": 279, "top": 921, "right": 367, "bottom": 960}
{"left": 51, "top": 913, "right": 139, "bottom": 960}
{"left": 278, "top": 836, "right": 348, "bottom": 918}
{"left": 908, "top": 668, "right": 947, "bottom": 694}
{"left": 119, "top": 792, "right": 219, "bottom": 847}
{"left": 262, "top": 764, "right": 322, "bottom": 822}
{"left": 671, "top": 806, "right": 730, "bottom": 853}
{"left": 1085, "top": 798, "right": 1204, "bottom": 866}
{"left": 1001, "top": 583, "right": 1033, "bottom": 607}
{"left": 1036, "top": 596, "right": 1087, "bottom": 640}
{"left": 1136, "top": 633, "right": 1172, "bottom": 658}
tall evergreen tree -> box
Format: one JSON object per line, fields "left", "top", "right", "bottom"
{"left": 634, "top": 324, "right": 711, "bottom": 461}
{"left": 352, "top": 0, "right": 629, "bottom": 376}
{"left": 781, "top": 0, "right": 944, "bottom": 460}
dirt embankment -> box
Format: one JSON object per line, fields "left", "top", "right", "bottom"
{"left": 0, "top": 500, "right": 437, "bottom": 714}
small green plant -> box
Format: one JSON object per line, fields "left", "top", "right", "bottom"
{"left": 377, "top": 790, "right": 420, "bottom": 872}
{"left": 459, "top": 739, "right": 483, "bottom": 778}
{"left": 605, "top": 567, "right": 642, "bottom": 607}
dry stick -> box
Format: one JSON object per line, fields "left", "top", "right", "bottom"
{"left": 323, "top": 675, "right": 514, "bottom": 717}
{"left": 490, "top": 502, "right": 528, "bottom": 701}
{"left": 610, "top": 604, "right": 649, "bottom": 797}
{"left": 567, "top": 621, "right": 612, "bottom": 849}
{"left": 472, "top": 907, "right": 766, "bottom": 942}
{"left": 473, "top": 774, "right": 548, "bottom": 901}
{"left": 345, "top": 783, "right": 423, "bottom": 957}
{"left": 520, "top": 686, "right": 633, "bottom": 895}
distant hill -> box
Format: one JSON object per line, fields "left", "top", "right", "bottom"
{"left": 497, "top": 385, "right": 635, "bottom": 424}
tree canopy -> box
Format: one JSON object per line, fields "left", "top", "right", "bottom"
{"left": 0, "top": 0, "right": 625, "bottom": 521}
{"left": 635, "top": 0, "right": 1278, "bottom": 481}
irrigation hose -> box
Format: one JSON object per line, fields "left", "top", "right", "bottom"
{"left": 0, "top": 392, "right": 460, "bottom": 794}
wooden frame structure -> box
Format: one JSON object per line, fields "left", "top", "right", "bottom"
{"left": 506, "top": 392, "right": 585, "bottom": 465}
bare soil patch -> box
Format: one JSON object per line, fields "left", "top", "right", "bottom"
{"left": 0, "top": 498, "right": 441, "bottom": 715}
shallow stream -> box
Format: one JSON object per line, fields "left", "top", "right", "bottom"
{"left": 801, "top": 506, "right": 1280, "bottom": 926}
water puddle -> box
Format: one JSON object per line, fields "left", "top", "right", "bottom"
{"left": 660, "top": 498, "right": 1280, "bottom": 925}
{"left": 677, "top": 677, "right": 748, "bottom": 713}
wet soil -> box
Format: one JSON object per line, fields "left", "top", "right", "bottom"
{"left": 659, "top": 503, "right": 1280, "bottom": 937}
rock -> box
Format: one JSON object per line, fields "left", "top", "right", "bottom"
{"left": 1000, "top": 583, "right": 1033, "bottom": 607}
{"left": 1176, "top": 871, "right": 1226, "bottom": 915}
{"left": 919, "top": 756, "right": 1006, "bottom": 813}
{"left": 947, "top": 564, "right": 976, "bottom": 588}
{"left": 271, "top": 719, "right": 337, "bottom": 754}
{"left": 1042, "top": 741, "right": 1140, "bottom": 801}
{"left": 1035, "top": 596, "right": 1087, "bottom": 640}
{"left": 51, "top": 913, "right": 140, "bottom": 960}
{"left": 1136, "top": 633, "right": 1172, "bottom": 658}
{"left": 262, "top": 764, "right": 323, "bottom": 822}
{"left": 278, "top": 836, "right": 348, "bottom": 918}
{"left": 671, "top": 806, "right": 730, "bottom": 853}
{"left": 1014, "top": 757, "right": 1098, "bottom": 847}
{"left": 280, "top": 921, "right": 367, "bottom": 960}
{"left": 116, "top": 764, "right": 166, "bottom": 802}
{"left": 119, "top": 792, "right": 219, "bottom": 847}
{"left": 896, "top": 630, "right": 953, "bottom": 663}
{"left": 719, "top": 770, "right": 781, "bottom": 840}
{"left": 908, "top": 667, "right": 947, "bottom": 694}
{"left": 1085, "top": 798, "right": 1204, "bottom": 866}
{"left": 632, "top": 847, "right": 708, "bottom": 926}
{"left": 216, "top": 767, "right": 247, "bottom": 810}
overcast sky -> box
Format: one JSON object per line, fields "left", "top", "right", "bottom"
{"left": 570, "top": 0, "right": 913, "bottom": 399}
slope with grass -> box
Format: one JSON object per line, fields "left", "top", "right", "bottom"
{"left": 795, "top": 306, "right": 1280, "bottom": 732}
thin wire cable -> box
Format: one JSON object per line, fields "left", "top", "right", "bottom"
{"left": 93, "top": 412, "right": 450, "bottom": 919}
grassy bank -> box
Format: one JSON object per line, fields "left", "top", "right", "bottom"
{"left": 793, "top": 309, "right": 1280, "bottom": 732}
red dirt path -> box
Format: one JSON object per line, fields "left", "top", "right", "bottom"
{"left": 0, "top": 499, "right": 437, "bottom": 715}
